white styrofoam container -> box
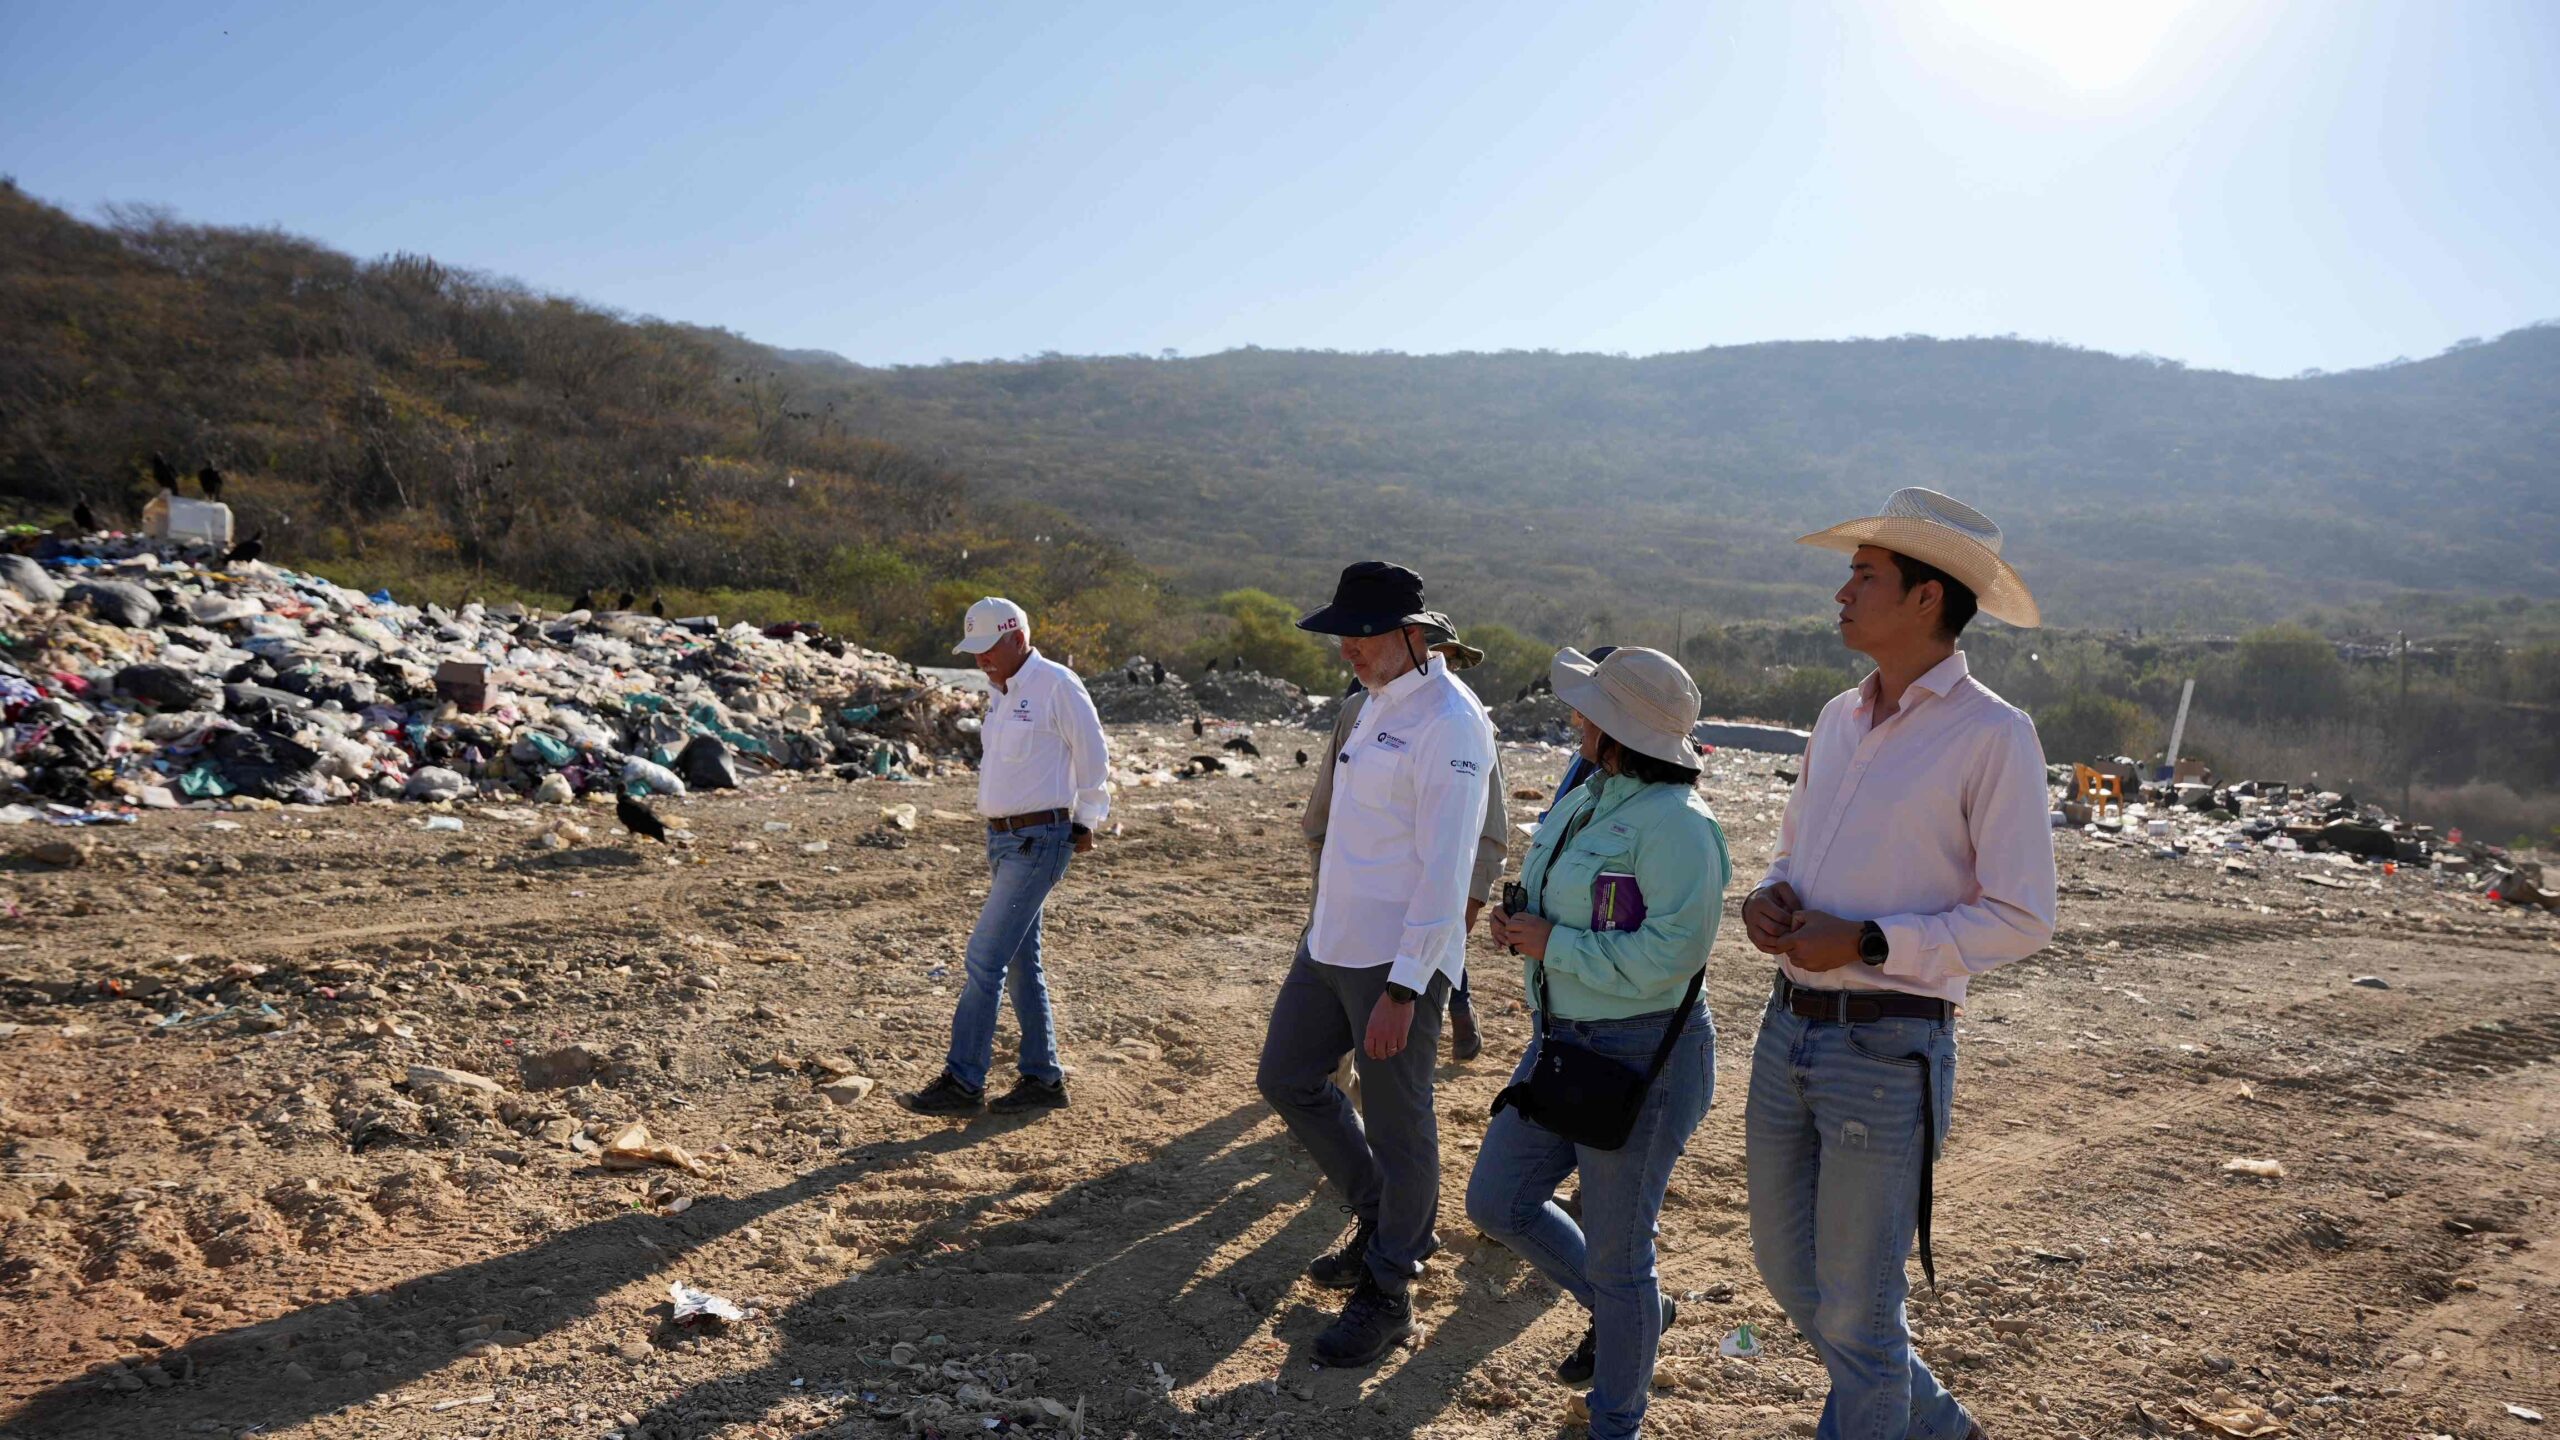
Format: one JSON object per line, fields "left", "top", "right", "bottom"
{"left": 142, "top": 496, "right": 235, "bottom": 547}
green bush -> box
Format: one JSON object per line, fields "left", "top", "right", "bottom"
{"left": 2034, "top": 690, "right": 2156, "bottom": 766}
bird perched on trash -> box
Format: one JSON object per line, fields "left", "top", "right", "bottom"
{"left": 617, "top": 791, "right": 669, "bottom": 844}
{"left": 571, "top": 588, "right": 593, "bottom": 612}
{"left": 650, "top": 594, "right": 667, "bottom": 619}
{"left": 1204, "top": 658, "right": 1218, "bottom": 674}
{"left": 150, "top": 453, "right": 178, "bottom": 492}
{"left": 616, "top": 590, "right": 636, "bottom": 611}
{"left": 1191, "top": 712, "right": 1205, "bottom": 738}
{"left": 1234, "top": 655, "right": 1246, "bottom": 673}
{"left": 72, "top": 498, "right": 99, "bottom": 533}
{"left": 1295, "top": 748, "right": 1310, "bottom": 767}
{"left": 1149, "top": 659, "right": 1166, "bottom": 686}
{"left": 1223, "top": 735, "right": 1260, "bottom": 757}
{"left": 197, "top": 465, "right": 226, "bottom": 502}
{"left": 223, "top": 532, "right": 264, "bottom": 566}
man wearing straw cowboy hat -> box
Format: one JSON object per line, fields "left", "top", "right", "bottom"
{"left": 1741, "top": 489, "right": 2057, "bottom": 1440}
{"left": 1258, "top": 561, "right": 1497, "bottom": 1368}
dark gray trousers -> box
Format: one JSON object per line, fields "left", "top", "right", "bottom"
{"left": 1255, "top": 944, "right": 1450, "bottom": 1294}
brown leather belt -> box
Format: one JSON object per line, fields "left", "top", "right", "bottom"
{"left": 1777, "top": 974, "right": 1952, "bottom": 1024}
{"left": 986, "top": 808, "right": 1071, "bottom": 834}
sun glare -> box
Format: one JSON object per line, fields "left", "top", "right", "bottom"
{"left": 1933, "top": 0, "right": 2211, "bottom": 94}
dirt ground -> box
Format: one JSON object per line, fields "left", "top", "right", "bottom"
{"left": 3, "top": 725, "right": 2556, "bottom": 1440}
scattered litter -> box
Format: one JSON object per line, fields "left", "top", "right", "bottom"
{"left": 2349, "top": 975, "right": 2391, "bottom": 989}
{"left": 421, "top": 815, "right": 465, "bottom": 833}
{"left": 2177, "top": 1396, "right": 2288, "bottom": 1437}
{"left": 2222, "top": 1158, "right": 2286, "bottom": 1179}
{"left": 430, "top": 1392, "right": 497, "bottom": 1413}
{"left": 2511, "top": 1404, "right": 2545, "bottom": 1424}
{"left": 668, "top": 1281, "right": 744, "bottom": 1325}
{"left": 1718, "top": 1322, "right": 1762, "bottom": 1359}
{"left": 600, "top": 1120, "right": 707, "bottom": 1176}
{"left": 880, "top": 804, "right": 918, "bottom": 830}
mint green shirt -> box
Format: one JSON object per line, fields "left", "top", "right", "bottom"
{"left": 1517, "top": 771, "right": 1731, "bottom": 1021}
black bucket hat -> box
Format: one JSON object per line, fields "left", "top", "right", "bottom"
{"left": 1296, "top": 561, "right": 1432, "bottom": 638}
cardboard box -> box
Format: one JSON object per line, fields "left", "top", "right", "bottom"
{"left": 435, "top": 658, "right": 490, "bottom": 713}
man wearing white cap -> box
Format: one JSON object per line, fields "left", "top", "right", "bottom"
{"left": 1741, "top": 490, "right": 2057, "bottom": 1440}
{"left": 906, "top": 598, "right": 1111, "bottom": 1117}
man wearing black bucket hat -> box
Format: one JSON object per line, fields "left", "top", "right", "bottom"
{"left": 1256, "top": 561, "right": 1498, "bottom": 1368}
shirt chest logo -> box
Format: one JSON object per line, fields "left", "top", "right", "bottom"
{"left": 1011, "top": 698, "right": 1035, "bottom": 723}
{"left": 1371, "top": 730, "right": 1407, "bottom": 752}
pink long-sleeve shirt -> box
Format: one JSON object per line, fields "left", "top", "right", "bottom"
{"left": 1759, "top": 651, "right": 2057, "bottom": 1006}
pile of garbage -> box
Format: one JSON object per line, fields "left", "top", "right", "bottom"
{"left": 0, "top": 537, "right": 984, "bottom": 813}
{"left": 1087, "top": 658, "right": 1317, "bottom": 726}
{"left": 2052, "top": 763, "right": 2554, "bottom": 914}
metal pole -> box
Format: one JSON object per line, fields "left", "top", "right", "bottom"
{"left": 2397, "top": 632, "right": 2411, "bottom": 822}
{"left": 2163, "top": 677, "right": 2196, "bottom": 783}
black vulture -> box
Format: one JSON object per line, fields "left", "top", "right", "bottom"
{"left": 223, "top": 532, "right": 264, "bottom": 565}
{"left": 72, "top": 499, "right": 99, "bottom": 533}
{"left": 1222, "top": 736, "right": 1260, "bottom": 757}
{"left": 1191, "top": 713, "right": 1205, "bottom": 738}
{"left": 1149, "top": 660, "right": 1166, "bottom": 687}
{"left": 1204, "top": 658, "right": 1218, "bottom": 674}
{"left": 615, "top": 590, "right": 636, "bottom": 611}
{"left": 1234, "top": 655, "right": 1246, "bottom": 673}
{"left": 571, "top": 588, "right": 594, "bottom": 612}
{"left": 197, "top": 465, "right": 226, "bottom": 502}
{"left": 150, "top": 453, "right": 178, "bottom": 492}
{"left": 649, "top": 594, "right": 667, "bottom": 619}
{"left": 1295, "top": 749, "right": 1310, "bottom": 767}
{"left": 616, "top": 792, "right": 669, "bottom": 844}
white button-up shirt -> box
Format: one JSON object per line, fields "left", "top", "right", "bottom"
{"left": 977, "top": 650, "right": 1111, "bottom": 830}
{"left": 1760, "top": 651, "right": 2056, "bottom": 1006}
{"left": 1307, "top": 655, "right": 1497, "bottom": 993}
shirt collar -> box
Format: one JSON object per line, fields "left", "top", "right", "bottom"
{"left": 1372, "top": 652, "right": 1443, "bottom": 707}
{"left": 1857, "top": 649, "right": 1969, "bottom": 717}
{"left": 993, "top": 648, "right": 1042, "bottom": 695}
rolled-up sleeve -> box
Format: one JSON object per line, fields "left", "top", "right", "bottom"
{"left": 1547, "top": 805, "right": 1730, "bottom": 999}
{"left": 1388, "top": 713, "right": 1494, "bottom": 992}
{"left": 1057, "top": 673, "right": 1112, "bottom": 829}
{"left": 1874, "top": 713, "right": 2056, "bottom": 986}
{"left": 1469, "top": 750, "right": 1509, "bottom": 904}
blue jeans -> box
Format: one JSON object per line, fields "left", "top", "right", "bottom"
{"left": 1465, "top": 1009, "right": 1714, "bottom": 1440}
{"left": 940, "top": 819, "right": 1074, "bottom": 1090}
{"left": 1745, "top": 980, "right": 1965, "bottom": 1440}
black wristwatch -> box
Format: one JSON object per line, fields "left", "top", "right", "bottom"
{"left": 1383, "top": 982, "right": 1420, "bottom": 1004}
{"left": 1857, "top": 921, "right": 1889, "bottom": 967}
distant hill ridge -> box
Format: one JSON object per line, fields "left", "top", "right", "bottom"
{"left": 766, "top": 326, "right": 2560, "bottom": 636}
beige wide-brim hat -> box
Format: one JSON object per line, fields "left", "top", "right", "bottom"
{"left": 1550, "top": 646, "right": 1701, "bottom": 770}
{"left": 1796, "top": 488, "right": 2041, "bottom": 629}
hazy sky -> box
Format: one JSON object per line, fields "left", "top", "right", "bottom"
{"left": 5, "top": 0, "right": 2555, "bottom": 376}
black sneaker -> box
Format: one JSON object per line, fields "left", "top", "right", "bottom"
{"left": 1556, "top": 1295, "right": 1677, "bottom": 1386}
{"left": 902, "top": 1071, "right": 984, "bottom": 1116}
{"left": 1449, "top": 991, "right": 1482, "bottom": 1063}
{"left": 989, "top": 1076, "right": 1069, "bottom": 1114}
{"left": 1311, "top": 1276, "right": 1412, "bottom": 1368}
{"left": 1307, "top": 1212, "right": 1376, "bottom": 1290}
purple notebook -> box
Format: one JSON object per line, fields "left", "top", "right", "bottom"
{"left": 1591, "top": 871, "right": 1646, "bottom": 932}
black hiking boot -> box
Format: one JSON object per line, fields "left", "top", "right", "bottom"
{"left": 989, "top": 1075, "right": 1070, "bottom": 1114}
{"left": 1307, "top": 1212, "right": 1377, "bottom": 1290}
{"left": 1311, "top": 1276, "right": 1412, "bottom": 1368}
{"left": 902, "top": 1071, "right": 984, "bottom": 1116}
{"left": 1449, "top": 988, "right": 1482, "bottom": 1063}
{"left": 1556, "top": 1295, "right": 1677, "bottom": 1386}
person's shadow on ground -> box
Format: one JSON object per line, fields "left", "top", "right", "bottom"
{"left": 621, "top": 1099, "right": 1552, "bottom": 1440}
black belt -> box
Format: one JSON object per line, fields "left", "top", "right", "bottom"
{"left": 1774, "top": 973, "right": 1947, "bottom": 1289}
{"left": 986, "top": 808, "right": 1070, "bottom": 833}
{"left": 1776, "top": 974, "right": 1952, "bottom": 1024}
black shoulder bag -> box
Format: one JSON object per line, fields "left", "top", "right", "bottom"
{"left": 1490, "top": 873, "right": 1704, "bottom": 1151}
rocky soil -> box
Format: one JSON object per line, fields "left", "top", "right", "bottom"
{"left": 2, "top": 730, "right": 2555, "bottom": 1439}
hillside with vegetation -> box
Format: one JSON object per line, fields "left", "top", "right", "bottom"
{"left": 5, "top": 184, "right": 2558, "bottom": 842}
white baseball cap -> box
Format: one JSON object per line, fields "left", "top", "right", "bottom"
{"left": 954, "top": 596, "right": 1030, "bottom": 655}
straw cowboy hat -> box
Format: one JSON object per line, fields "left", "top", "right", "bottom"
{"left": 1796, "top": 487, "right": 2040, "bottom": 629}
{"left": 1549, "top": 646, "right": 1702, "bottom": 770}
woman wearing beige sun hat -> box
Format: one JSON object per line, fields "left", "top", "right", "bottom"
{"left": 1740, "top": 486, "right": 2056, "bottom": 1440}
{"left": 1472, "top": 645, "right": 1730, "bottom": 1439}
